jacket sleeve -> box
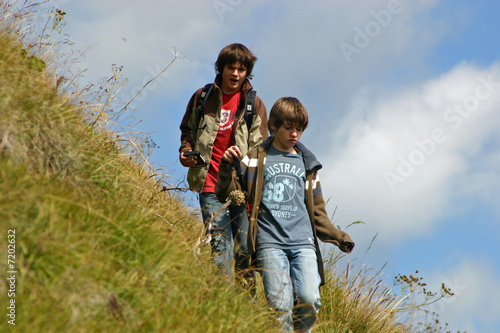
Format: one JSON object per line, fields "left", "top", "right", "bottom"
{"left": 179, "top": 89, "right": 202, "bottom": 153}
{"left": 255, "top": 96, "right": 268, "bottom": 139}
{"left": 312, "top": 174, "right": 355, "bottom": 253}
{"left": 215, "top": 159, "right": 243, "bottom": 203}
{"left": 247, "top": 96, "right": 268, "bottom": 150}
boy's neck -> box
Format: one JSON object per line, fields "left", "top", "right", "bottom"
{"left": 271, "top": 140, "right": 298, "bottom": 154}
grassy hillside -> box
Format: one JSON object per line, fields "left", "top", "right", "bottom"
{"left": 0, "top": 4, "right": 458, "bottom": 333}
{"left": 0, "top": 28, "right": 283, "bottom": 332}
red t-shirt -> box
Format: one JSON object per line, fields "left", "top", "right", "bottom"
{"left": 202, "top": 90, "right": 242, "bottom": 193}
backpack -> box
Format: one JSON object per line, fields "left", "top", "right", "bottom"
{"left": 197, "top": 83, "right": 257, "bottom": 132}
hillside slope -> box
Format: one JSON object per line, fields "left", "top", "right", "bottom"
{"left": 0, "top": 32, "right": 278, "bottom": 332}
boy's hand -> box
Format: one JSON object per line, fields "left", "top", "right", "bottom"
{"left": 340, "top": 240, "right": 355, "bottom": 253}
{"left": 222, "top": 145, "right": 242, "bottom": 163}
{"left": 180, "top": 151, "right": 197, "bottom": 167}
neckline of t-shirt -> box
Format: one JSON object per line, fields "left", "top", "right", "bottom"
{"left": 269, "top": 144, "right": 302, "bottom": 157}
{"left": 221, "top": 89, "right": 242, "bottom": 98}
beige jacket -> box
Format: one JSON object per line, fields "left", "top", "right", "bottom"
{"left": 179, "top": 76, "right": 268, "bottom": 192}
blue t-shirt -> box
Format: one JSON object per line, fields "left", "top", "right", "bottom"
{"left": 256, "top": 145, "right": 315, "bottom": 251}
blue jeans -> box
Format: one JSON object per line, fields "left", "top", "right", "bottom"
{"left": 257, "top": 247, "right": 321, "bottom": 332}
{"left": 199, "top": 193, "right": 251, "bottom": 281}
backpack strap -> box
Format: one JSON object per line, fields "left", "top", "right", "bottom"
{"left": 235, "top": 89, "right": 257, "bottom": 131}
{"left": 244, "top": 89, "right": 257, "bottom": 132}
{"left": 197, "top": 83, "right": 214, "bottom": 118}
{"left": 198, "top": 83, "right": 256, "bottom": 131}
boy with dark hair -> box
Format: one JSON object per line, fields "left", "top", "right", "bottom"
{"left": 215, "top": 97, "right": 354, "bottom": 332}
{"left": 179, "top": 43, "right": 268, "bottom": 284}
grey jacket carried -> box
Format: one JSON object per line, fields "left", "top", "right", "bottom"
{"left": 215, "top": 137, "right": 355, "bottom": 285}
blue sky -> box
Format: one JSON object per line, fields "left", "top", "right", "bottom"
{"left": 31, "top": 0, "right": 500, "bottom": 331}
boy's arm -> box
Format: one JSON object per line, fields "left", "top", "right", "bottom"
{"left": 312, "top": 177, "right": 355, "bottom": 253}
{"left": 247, "top": 96, "right": 268, "bottom": 150}
{"left": 179, "top": 90, "right": 201, "bottom": 153}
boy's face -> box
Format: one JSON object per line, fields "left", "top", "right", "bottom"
{"left": 271, "top": 122, "right": 304, "bottom": 153}
{"left": 220, "top": 62, "right": 247, "bottom": 94}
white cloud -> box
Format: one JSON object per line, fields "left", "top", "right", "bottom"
{"left": 54, "top": 0, "right": 451, "bottom": 108}
{"left": 253, "top": 0, "right": 444, "bottom": 102}
{"left": 321, "top": 63, "right": 500, "bottom": 243}
{"left": 57, "top": 1, "right": 228, "bottom": 94}
{"left": 420, "top": 257, "right": 500, "bottom": 333}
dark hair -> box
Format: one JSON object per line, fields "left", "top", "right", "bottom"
{"left": 268, "top": 97, "right": 309, "bottom": 134}
{"left": 214, "top": 43, "right": 257, "bottom": 79}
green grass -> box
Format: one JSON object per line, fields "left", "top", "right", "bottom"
{"left": 0, "top": 3, "right": 460, "bottom": 332}
{"left": 0, "top": 30, "right": 277, "bottom": 332}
